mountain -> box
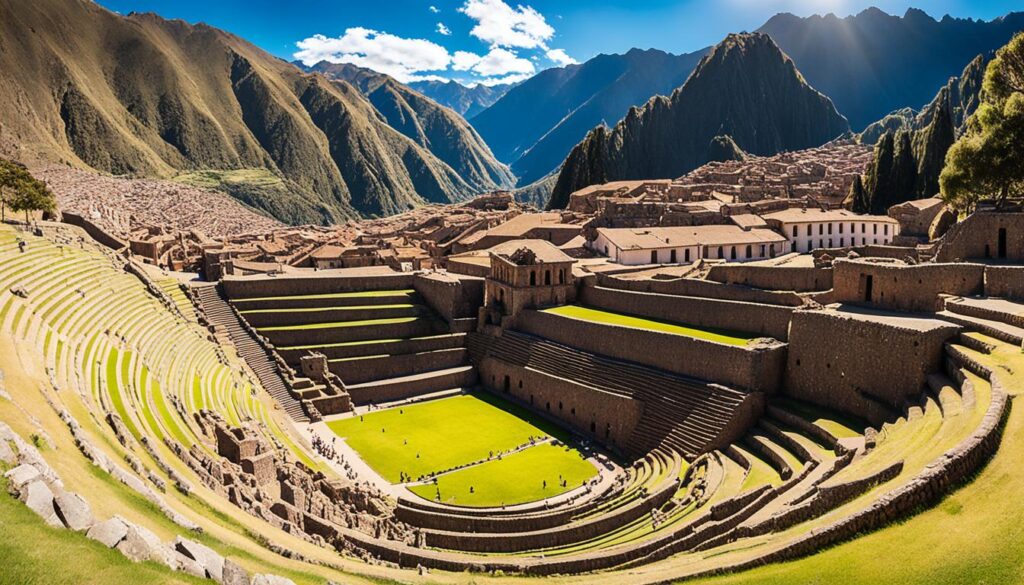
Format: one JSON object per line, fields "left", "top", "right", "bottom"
{"left": 759, "top": 7, "right": 1024, "bottom": 130}
{"left": 0, "top": 0, "right": 489, "bottom": 222}
{"left": 849, "top": 54, "right": 988, "bottom": 213}
{"left": 472, "top": 48, "right": 707, "bottom": 187}
{"left": 303, "top": 61, "right": 514, "bottom": 195}
{"left": 407, "top": 79, "right": 513, "bottom": 119}
{"left": 549, "top": 33, "right": 849, "bottom": 209}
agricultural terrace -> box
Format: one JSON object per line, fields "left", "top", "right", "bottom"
{"left": 326, "top": 392, "right": 598, "bottom": 504}
{"left": 542, "top": 305, "right": 758, "bottom": 346}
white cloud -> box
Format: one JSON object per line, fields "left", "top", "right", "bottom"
{"left": 429, "top": 5, "right": 440, "bottom": 13}
{"left": 476, "top": 72, "right": 532, "bottom": 86}
{"left": 437, "top": 22, "right": 451, "bottom": 36}
{"left": 452, "top": 50, "right": 483, "bottom": 71}
{"left": 546, "top": 48, "right": 577, "bottom": 66}
{"left": 294, "top": 28, "right": 451, "bottom": 83}
{"left": 459, "top": 0, "right": 554, "bottom": 49}
{"left": 471, "top": 47, "right": 534, "bottom": 77}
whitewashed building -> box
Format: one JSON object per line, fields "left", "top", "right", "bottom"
{"left": 762, "top": 208, "right": 900, "bottom": 253}
{"left": 591, "top": 225, "right": 787, "bottom": 265}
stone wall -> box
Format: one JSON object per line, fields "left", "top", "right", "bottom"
{"left": 259, "top": 318, "right": 441, "bottom": 348}
{"left": 597, "top": 273, "right": 805, "bottom": 307}
{"left": 478, "top": 358, "right": 643, "bottom": 451}
{"left": 580, "top": 285, "right": 793, "bottom": 341}
{"left": 934, "top": 210, "right": 1024, "bottom": 262}
{"left": 830, "top": 260, "right": 985, "bottom": 313}
{"left": 706, "top": 264, "right": 832, "bottom": 292}
{"left": 222, "top": 273, "right": 415, "bottom": 299}
{"left": 513, "top": 310, "right": 786, "bottom": 393}
{"left": 783, "top": 309, "right": 959, "bottom": 424}
{"left": 985, "top": 266, "right": 1024, "bottom": 300}
{"left": 413, "top": 273, "right": 484, "bottom": 322}
{"left": 332, "top": 349, "right": 467, "bottom": 385}
{"left": 62, "top": 211, "right": 128, "bottom": 251}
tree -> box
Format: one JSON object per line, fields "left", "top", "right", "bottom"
{"left": 941, "top": 32, "right": 1024, "bottom": 211}
{"left": 6, "top": 165, "right": 56, "bottom": 224}
{"left": 0, "top": 158, "right": 22, "bottom": 222}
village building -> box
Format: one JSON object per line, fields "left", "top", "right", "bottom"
{"left": 761, "top": 208, "right": 900, "bottom": 253}
{"left": 589, "top": 225, "right": 787, "bottom": 265}
{"left": 308, "top": 244, "right": 380, "bottom": 270}
{"left": 452, "top": 212, "right": 583, "bottom": 252}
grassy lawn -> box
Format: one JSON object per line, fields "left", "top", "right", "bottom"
{"left": 257, "top": 317, "right": 419, "bottom": 332}
{"left": 542, "top": 305, "right": 756, "bottom": 346}
{"left": 233, "top": 290, "right": 415, "bottom": 303}
{"left": 326, "top": 392, "right": 570, "bottom": 483}
{"left": 408, "top": 442, "right": 597, "bottom": 508}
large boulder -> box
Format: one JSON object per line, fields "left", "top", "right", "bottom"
{"left": 4, "top": 463, "right": 41, "bottom": 491}
{"left": 87, "top": 517, "right": 130, "bottom": 548}
{"left": 52, "top": 488, "right": 94, "bottom": 531}
{"left": 222, "top": 559, "right": 250, "bottom": 585}
{"left": 174, "top": 536, "right": 225, "bottom": 582}
{"left": 20, "top": 479, "right": 62, "bottom": 527}
{"left": 116, "top": 519, "right": 175, "bottom": 567}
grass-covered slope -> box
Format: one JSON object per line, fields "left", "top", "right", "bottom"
{"left": 0, "top": 0, "right": 482, "bottom": 222}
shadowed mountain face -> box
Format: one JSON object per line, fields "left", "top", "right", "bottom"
{"left": 407, "top": 79, "right": 513, "bottom": 119}
{"left": 0, "top": 0, "right": 490, "bottom": 222}
{"left": 759, "top": 7, "right": 1024, "bottom": 131}
{"left": 303, "top": 62, "right": 514, "bottom": 196}
{"left": 471, "top": 48, "right": 706, "bottom": 187}
{"left": 549, "top": 33, "right": 849, "bottom": 209}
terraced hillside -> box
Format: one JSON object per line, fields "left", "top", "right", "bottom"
{"left": 2, "top": 219, "right": 1023, "bottom": 585}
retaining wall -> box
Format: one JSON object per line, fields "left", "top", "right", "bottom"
{"left": 783, "top": 309, "right": 959, "bottom": 424}
{"left": 831, "top": 260, "right": 985, "bottom": 313}
{"left": 985, "top": 266, "right": 1024, "bottom": 300}
{"left": 222, "top": 272, "right": 415, "bottom": 299}
{"left": 413, "top": 273, "right": 484, "bottom": 322}
{"left": 580, "top": 286, "right": 793, "bottom": 341}
{"left": 513, "top": 310, "right": 786, "bottom": 393}
{"left": 597, "top": 273, "right": 805, "bottom": 307}
{"left": 62, "top": 211, "right": 128, "bottom": 251}
{"left": 706, "top": 264, "right": 832, "bottom": 293}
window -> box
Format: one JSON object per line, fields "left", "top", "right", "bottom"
{"left": 828, "top": 239, "right": 833, "bottom": 248}
{"left": 559, "top": 269, "right": 565, "bottom": 284}
{"left": 760, "top": 245, "right": 766, "bottom": 257}
{"left": 529, "top": 271, "right": 536, "bottom": 286}
{"left": 884, "top": 225, "right": 889, "bottom": 235}
{"left": 861, "top": 223, "right": 866, "bottom": 233}
{"left": 718, "top": 247, "right": 724, "bottom": 259}
{"left": 670, "top": 249, "right": 677, "bottom": 263}
{"left": 792, "top": 226, "right": 798, "bottom": 237}
{"left": 873, "top": 224, "right": 878, "bottom": 235}
{"left": 819, "top": 224, "right": 824, "bottom": 235}
{"left": 840, "top": 238, "right": 844, "bottom": 247}
{"left": 684, "top": 248, "right": 691, "bottom": 262}
{"left": 544, "top": 270, "right": 551, "bottom": 285}
{"left": 806, "top": 224, "right": 812, "bottom": 236}
{"left": 730, "top": 247, "right": 737, "bottom": 260}
{"left": 828, "top": 223, "right": 833, "bottom": 235}
{"left": 839, "top": 223, "right": 844, "bottom": 234}
{"left": 851, "top": 223, "right": 856, "bottom": 233}
{"left": 819, "top": 239, "right": 824, "bottom": 248}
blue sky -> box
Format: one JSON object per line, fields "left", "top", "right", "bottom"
{"left": 95, "top": 0, "right": 1022, "bottom": 85}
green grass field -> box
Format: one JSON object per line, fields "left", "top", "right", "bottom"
{"left": 408, "top": 442, "right": 597, "bottom": 507}
{"left": 326, "top": 393, "right": 573, "bottom": 484}
{"left": 543, "top": 305, "right": 756, "bottom": 346}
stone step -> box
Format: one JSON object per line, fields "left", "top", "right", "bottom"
{"left": 937, "top": 310, "right": 1024, "bottom": 346}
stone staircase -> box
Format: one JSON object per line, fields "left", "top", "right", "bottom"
{"left": 939, "top": 296, "right": 1024, "bottom": 347}
{"left": 193, "top": 284, "right": 309, "bottom": 422}
{"left": 468, "top": 331, "right": 752, "bottom": 458}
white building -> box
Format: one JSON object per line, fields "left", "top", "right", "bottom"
{"left": 591, "top": 225, "right": 787, "bottom": 265}
{"left": 761, "top": 208, "right": 900, "bottom": 253}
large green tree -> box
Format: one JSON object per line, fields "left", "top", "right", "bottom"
{"left": 941, "top": 32, "right": 1024, "bottom": 211}
{"left": 0, "top": 159, "right": 56, "bottom": 224}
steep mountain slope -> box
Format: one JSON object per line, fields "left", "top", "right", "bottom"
{"left": 760, "top": 7, "right": 1024, "bottom": 130}
{"left": 849, "top": 54, "right": 988, "bottom": 213}
{"left": 472, "top": 48, "right": 706, "bottom": 186}
{"left": 408, "top": 79, "right": 513, "bottom": 119}
{"left": 549, "top": 33, "right": 849, "bottom": 209}
{"left": 0, "top": 0, "right": 481, "bottom": 222}
{"left": 304, "top": 61, "right": 514, "bottom": 194}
